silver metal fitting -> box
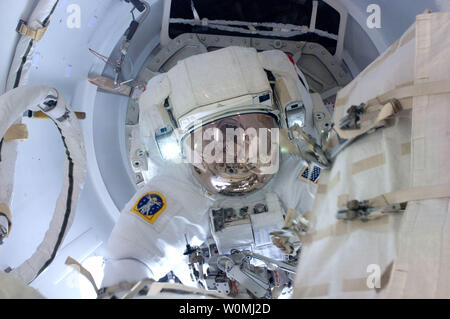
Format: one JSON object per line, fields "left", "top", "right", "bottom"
{"left": 339, "top": 103, "right": 366, "bottom": 130}
{"left": 40, "top": 95, "right": 59, "bottom": 112}
{"left": 56, "top": 108, "right": 71, "bottom": 122}
{"left": 337, "top": 200, "right": 403, "bottom": 222}
{"left": 0, "top": 218, "right": 8, "bottom": 245}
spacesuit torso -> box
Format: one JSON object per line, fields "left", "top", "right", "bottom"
{"left": 102, "top": 155, "right": 317, "bottom": 292}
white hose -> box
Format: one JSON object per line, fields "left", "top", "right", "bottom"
{"left": 168, "top": 18, "right": 339, "bottom": 40}
{"left": 0, "top": 0, "right": 85, "bottom": 285}
{"left": 6, "top": 0, "right": 59, "bottom": 91}
{"left": 0, "top": 0, "right": 59, "bottom": 209}
{"left": 0, "top": 86, "right": 86, "bottom": 284}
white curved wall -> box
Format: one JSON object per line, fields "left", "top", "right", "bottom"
{"left": 0, "top": 0, "right": 163, "bottom": 298}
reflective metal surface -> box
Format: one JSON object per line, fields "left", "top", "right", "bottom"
{"left": 183, "top": 113, "right": 279, "bottom": 196}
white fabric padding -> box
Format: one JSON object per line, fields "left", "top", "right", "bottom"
{"left": 167, "top": 46, "right": 270, "bottom": 119}
{"left": 0, "top": 271, "right": 44, "bottom": 299}
{"left": 293, "top": 112, "right": 412, "bottom": 298}
{"left": 139, "top": 47, "right": 313, "bottom": 139}
{"left": 0, "top": 86, "right": 57, "bottom": 206}
{"left": 139, "top": 47, "right": 317, "bottom": 161}
{"left": 333, "top": 23, "right": 416, "bottom": 121}
{"left": 293, "top": 18, "right": 416, "bottom": 299}
{"left": 139, "top": 73, "right": 171, "bottom": 143}
{"left": 383, "top": 11, "right": 450, "bottom": 298}
{"left": 0, "top": 86, "right": 86, "bottom": 284}
{"left": 293, "top": 11, "right": 450, "bottom": 299}
{"left": 258, "top": 50, "right": 317, "bottom": 141}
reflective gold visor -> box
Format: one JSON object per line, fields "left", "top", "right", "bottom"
{"left": 182, "top": 113, "right": 280, "bottom": 196}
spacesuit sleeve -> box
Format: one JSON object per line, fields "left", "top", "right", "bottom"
{"left": 101, "top": 258, "right": 153, "bottom": 288}
{"left": 101, "top": 176, "right": 212, "bottom": 290}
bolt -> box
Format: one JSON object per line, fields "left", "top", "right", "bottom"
{"left": 315, "top": 112, "right": 325, "bottom": 120}
{"left": 133, "top": 161, "right": 141, "bottom": 168}
{"left": 136, "top": 149, "right": 145, "bottom": 157}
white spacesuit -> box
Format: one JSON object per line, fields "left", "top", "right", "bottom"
{"left": 100, "top": 46, "right": 325, "bottom": 297}
{"left": 2, "top": 0, "right": 450, "bottom": 301}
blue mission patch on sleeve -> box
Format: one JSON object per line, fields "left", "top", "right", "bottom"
{"left": 131, "top": 191, "right": 167, "bottom": 224}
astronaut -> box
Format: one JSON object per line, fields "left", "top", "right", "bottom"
{"left": 100, "top": 46, "right": 331, "bottom": 298}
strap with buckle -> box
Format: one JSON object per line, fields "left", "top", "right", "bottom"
{"left": 337, "top": 200, "right": 404, "bottom": 222}
{"left": 16, "top": 19, "right": 49, "bottom": 42}
{"left": 338, "top": 103, "right": 366, "bottom": 130}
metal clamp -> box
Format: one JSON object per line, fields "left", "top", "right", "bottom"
{"left": 0, "top": 207, "right": 12, "bottom": 245}
{"left": 337, "top": 200, "right": 403, "bottom": 222}
{"left": 40, "top": 95, "right": 59, "bottom": 112}
{"left": 289, "top": 124, "right": 331, "bottom": 168}
{"left": 16, "top": 19, "right": 49, "bottom": 42}
{"left": 0, "top": 225, "right": 7, "bottom": 245}
{"left": 242, "top": 250, "right": 297, "bottom": 274}
{"left": 338, "top": 103, "right": 366, "bottom": 130}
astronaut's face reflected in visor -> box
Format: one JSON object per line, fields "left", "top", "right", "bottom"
{"left": 182, "top": 113, "right": 280, "bottom": 196}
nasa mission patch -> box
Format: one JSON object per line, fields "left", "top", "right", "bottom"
{"left": 131, "top": 191, "right": 166, "bottom": 224}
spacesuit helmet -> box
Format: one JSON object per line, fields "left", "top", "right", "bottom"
{"left": 181, "top": 112, "right": 280, "bottom": 196}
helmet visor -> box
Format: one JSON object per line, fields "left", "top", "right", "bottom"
{"left": 182, "top": 113, "right": 280, "bottom": 195}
